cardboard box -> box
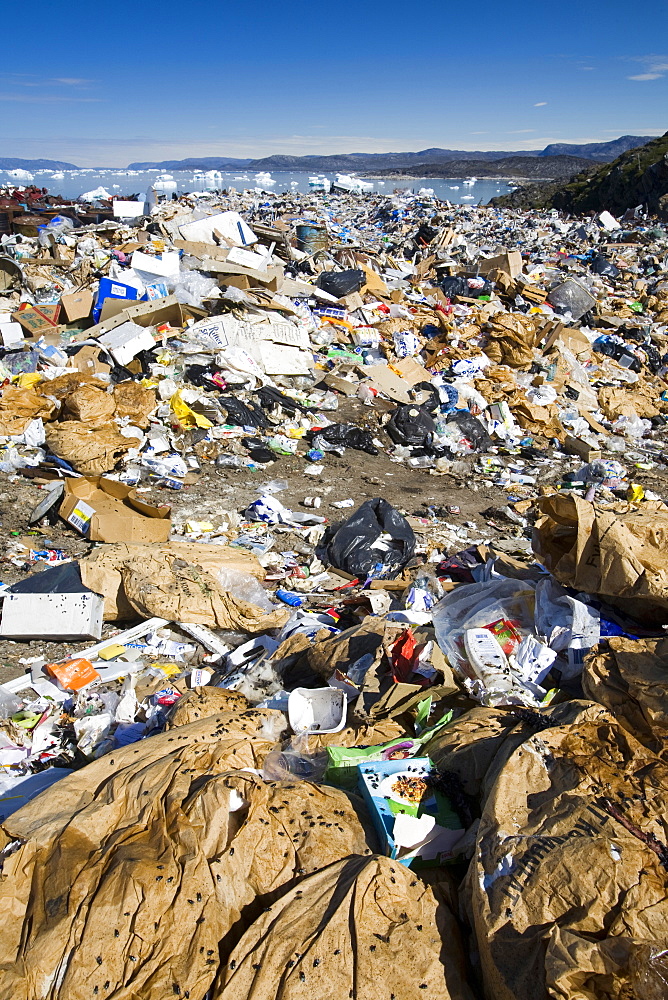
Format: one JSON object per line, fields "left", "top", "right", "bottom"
{"left": 82, "top": 294, "right": 205, "bottom": 341}
{"left": 0, "top": 593, "right": 104, "bottom": 641}
{"left": 59, "top": 476, "right": 171, "bottom": 543}
{"left": 479, "top": 250, "right": 523, "bottom": 279}
{"left": 98, "top": 320, "right": 156, "bottom": 366}
{"left": 60, "top": 289, "right": 94, "bottom": 323}
{"left": 564, "top": 435, "right": 601, "bottom": 463}
{"left": 12, "top": 304, "right": 61, "bottom": 337}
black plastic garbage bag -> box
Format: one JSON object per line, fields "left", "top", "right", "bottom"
{"left": 221, "top": 396, "right": 268, "bottom": 428}
{"left": 320, "top": 498, "right": 415, "bottom": 578}
{"left": 440, "top": 275, "right": 493, "bottom": 300}
{"left": 314, "top": 423, "right": 378, "bottom": 454}
{"left": 8, "top": 562, "right": 92, "bottom": 595}
{"left": 387, "top": 404, "right": 436, "bottom": 447}
{"left": 256, "top": 386, "right": 312, "bottom": 414}
{"left": 589, "top": 255, "right": 620, "bottom": 279}
{"left": 316, "top": 269, "right": 365, "bottom": 298}
{"left": 448, "top": 409, "right": 493, "bottom": 451}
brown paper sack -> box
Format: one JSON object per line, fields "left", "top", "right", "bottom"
{"left": 464, "top": 715, "right": 668, "bottom": 1000}
{"left": 166, "top": 686, "right": 249, "bottom": 727}
{"left": 45, "top": 420, "right": 141, "bottom": 476}
{"left": 483, "top": 314, "right": 541, "bottom": 370}
{"left": 212, "top": 855, "right": 474, "bottom": 1000}
{"left": 421, "top": 700, "right": 607, "bottom": 808}
{"left": 0, "top": 385, "right": 57, "bottom": 435}
{"left": 112, "top": 380, "right": 157, "bottom": 427}
{"left": 61, "top": 382, "right": 116, "bottom": 423}
{"left": 583, "top": 637, "right": 668, "bottom": 756}
{"left": 79, "top": 540, "right": 288, "bottom": 631}
{"left": 534, "top": 495, "right": 668, "bottom": 617}
{"left": 0, "top": 710, "right": 386, "bottom": 1000}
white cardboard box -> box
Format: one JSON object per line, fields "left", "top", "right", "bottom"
{"left": 0, "top": 593, "right": 105, "bottom": 641}
{"left": 98, "top": 320, "right": 156, "bottom": 366}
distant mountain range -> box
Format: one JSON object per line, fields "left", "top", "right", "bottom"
{"left": 126, "top": 136, "right": 654, "bottom": 172}
{"left": 0, "top": 157, "right": 77, "bottom": 170}
{"left": 0, "top": 136, "right": 656, "bottom": 176}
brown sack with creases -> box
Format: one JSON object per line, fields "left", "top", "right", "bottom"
{"left": 483, "top": 314, "right": 541, "bottom": 370}
{"left": 212, "top": 855, "right": 474, "bottom": 1000}
{"left": 0, "top": 708, "right": 287, "bottom": 1000}
{"left": 464, "top": 716, "right": 668, "bottom": 1000}
{"left": 0, "top": 385, "right": 57, "bottom": 435}
{"left": 533, "top": 494, "right": 668, "bottom": 618}
{"left": 112, "top": 380, "right": 156, "bottom": 426}
{"left": 206, "top": 773, "right": 377, "bottom": 960}
{"left": 60, "top": 382, "right": 116, "bottom": 423}
{"left": 583, "top": 637, "right": 668, "bottom": 756}
{"left": 598, "top": 384, "right": 661, "bottom": 420}
{"left": 35, "top": 370, "right": 106, "bottom": 400}
{"left": 166, "top": 686, "right": 249, "bottom": 727}
{"left": 79, "top": 540, "right": 287, "bottom": 631}
{"left": 45, "top": 420, "right": 141, "bottom": 475}
{"left": 422, "top": 700, "right": 606, "bottom": 808}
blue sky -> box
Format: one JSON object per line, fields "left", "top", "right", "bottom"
{"left": 1, "top": 0, "right": 666, "bottom": 166}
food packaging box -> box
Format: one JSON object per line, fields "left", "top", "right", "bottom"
{"left": 0, "top": 594, "right": 104, "bottom": 641}
{"left": 59, "top": 475, "right": 171, "bottom": 543}
{"left": 358, "top": 757, "right": 464, "bottom": 867}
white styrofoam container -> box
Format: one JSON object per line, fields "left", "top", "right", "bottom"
{"left": 288, "top": 686, "right": 346, "bottom": 734}
{"left": 0, "top": 593, "right": 105, "bottom": 641}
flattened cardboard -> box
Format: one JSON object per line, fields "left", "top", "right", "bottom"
{"left": 60, "top": 476, "right": 171, "bottom": 543}
{"left": 60, "top": 289, "right": 94, "bottom": 323}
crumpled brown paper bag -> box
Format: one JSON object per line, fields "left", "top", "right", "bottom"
{"left": 483, "top": 314, "right": 541, "bottom": 370}
{"left": 112, "top": 380, "right": 156, "bottom": 427}
{"left": 463, "top": 715, "right": 668, "bottom": 1000}
{"left": 0, "top": 704, "right": 384, "bottom": 1000}
{"left": 45, "top": 420, "right": 141, "bottom": 475}
{"left": 421, "top": 700, "right": 607, "bottom": 808}
{"left": 583, "top": 637, "right": 668, "bottom": 755}
{"left": 533, "top": 494, "right": 668, "bottom": 617}
{"left": 166, "top": 686, "right": 249, "bottom": 727}
{"left": 212, "top": 855, "right": 474, "bottom": 1000}
{"left": 79, "top": 540, "right": 288, "bottom": 631}
{"left": 61, "top": 382, "right": 116, "bottom": 423}
{"left": 0, "top": 385, "right": 57, "bottom": 435}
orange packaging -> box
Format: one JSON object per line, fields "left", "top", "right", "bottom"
{"left": 45, "top": 658, "right": 100, "bottom": 691}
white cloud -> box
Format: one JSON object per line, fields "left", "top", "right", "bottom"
{"left": 534, "top": 102, "right": 547, "bottom": 106}
{"left": 53, "top": 77, "right": 92, "bottom": 86}
{"left": 627, "top": 55, "right": 668, "bottom": 81}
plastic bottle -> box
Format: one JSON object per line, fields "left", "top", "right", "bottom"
{"left": 275, "top": 589, "right": 304, "bottom": 608}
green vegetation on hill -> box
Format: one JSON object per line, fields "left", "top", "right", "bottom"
{"left": 491, "top": 132, "right": 668, "bottom": 216}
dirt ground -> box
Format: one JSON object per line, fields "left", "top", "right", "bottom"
{"left": 1, "top": 392, "right": 666, "bottom": 685}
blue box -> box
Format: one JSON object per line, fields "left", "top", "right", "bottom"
{"left": 93, "top": 277, "right": 139, "bottom": 322}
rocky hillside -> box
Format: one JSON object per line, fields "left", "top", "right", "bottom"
{"left": 371, "top": 155, "right": 594, "bottom": 180}
{"left": 492, "top": 132, "right": 668, "bottom": 216}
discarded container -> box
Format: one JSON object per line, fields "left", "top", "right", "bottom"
{"left": 288, "top": 687, "right": 347, "bottom": 734}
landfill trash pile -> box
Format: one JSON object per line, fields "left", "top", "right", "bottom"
{"left": 0, "top": 178, "right": 668, "bottom": 999}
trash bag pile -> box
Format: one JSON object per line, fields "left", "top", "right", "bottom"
{"left": 1, "top": 180, "right": 668, "bottom": 1000}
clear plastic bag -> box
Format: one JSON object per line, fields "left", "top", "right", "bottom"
{"left": 217, "top": 567, "right": 274, "bottom": 611}
{"left": 432, "top": 578, "right": 536, "bottom": 674}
